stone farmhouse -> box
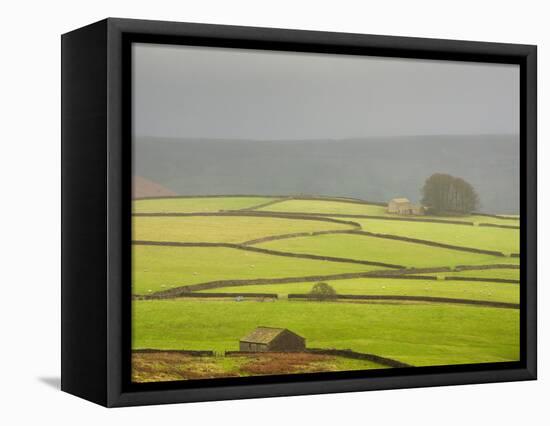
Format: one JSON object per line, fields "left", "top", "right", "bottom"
{"left": 239, "top": 327, "right": 306, "bottom": 352}
{"left": 387, "top": 197, "right": 425, "bottom": 215}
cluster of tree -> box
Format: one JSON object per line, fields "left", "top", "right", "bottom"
{"left": 421, "top": 173, "right": 479, "bottom": 215}
{"left": 309, "top": 282, "right": 337, "bottom": 301}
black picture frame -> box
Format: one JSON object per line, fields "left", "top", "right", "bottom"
{"left": 61, "top": 17, "right": 537, "bottom": 407}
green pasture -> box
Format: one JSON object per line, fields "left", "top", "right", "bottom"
{"left": 462, "top": 215, "right": 520, "bottom": 226}
{"left": 258, "top": 199, "right": 388, "bottom": 216}
{"left": 198, "top": 277, "right": 519, "bottom": 303}
{"left": 133, "top": 196, "right": 278, "bottom": 214}
{"left": 258, "top": 198, "right": 520, "bottom": 226}
{"left": 350, "top": 218, "right": 519, "bottom": 254}
{"left": 132, "top": 245, "right": 375, "bottom": 295}
{"left": 133, "top": 215, "right": 354, "bottom": 244}
{"left": 439, "top": 268, "right": 520, "bottom": 281}
{"left": 256, "top": 233, "right": 518, "bottom": 268}
{"left": 131, "top": 195, "right": 521, "bottom": 373}
{"left": 133, "top": 299, "right": 520, "bottom": 367}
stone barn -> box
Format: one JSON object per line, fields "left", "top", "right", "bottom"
{"left": 387, "top": 198, "right": 425, "bottom": 215}
{"left": 239, "top": 327, "right": 306, "bottom": 352}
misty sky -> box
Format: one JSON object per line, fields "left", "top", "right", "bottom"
{"left": 132, "top": 42, "right": 519, "bottom": 140}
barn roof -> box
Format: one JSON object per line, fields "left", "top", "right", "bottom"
{"left": 240, "top": 327, "right": 288, "bottom": 344}
{"left": 390, "top": 197, "right": 410, "bottom": 204}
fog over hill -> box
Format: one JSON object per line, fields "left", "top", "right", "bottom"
{"left": 134, "top": 134, "right": 519, "bottom": 214}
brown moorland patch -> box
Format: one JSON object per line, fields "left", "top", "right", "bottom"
{"left": 133, "top": 176, "right": 177, "bottom": 199}
{"left": 132, "top": 352, "right": 240, "bottom": 382}
{"left": 132, "top": 351, "right": 382, "bottom": 382}
{"left": 237, "top": 352, "right": 340, "bottom": 375}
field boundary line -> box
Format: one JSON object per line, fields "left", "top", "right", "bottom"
{"left": 132, "top": 240, "right": 404, "bottom": 269}
{"left": 132, "top": 211, "right": 363, "bottom": 229}
{"left": 444, "top": 276, "right": 519, "bottom": 284}
{"left": 287, "top": 294, "right": 519, "bottom": 309}
{"left": 247, "top": 226, "right": 512, "bottom": 258}
{"left": 350, "top": 230, "right": 507, "bottom": 257}
{"left": 132, "top": 241, "right": 520, "bottom": 298}
{"left": 132, "top": 209, "right": 486, "bottom": 228}
{"left": 454, "top": 264, "right": 519, "bottom": 270}
{"left": 256, "top": 210, "right": 476, "bottom": 226}
{"left": 277, "top": 195, "right": 387, "bottom": 206}
{"left": 348, "top": 266, "right": 519, "bottom": 283}
{"left": 133, "top": 349, "right": 214, "bottom": 356}
{"left": 304, "top": 349, "right": 412, "bottom": 368}
{"left": 140, "top": 271, "right": 440, "bottom": 298}
{"left": 378, "top": 264, "right": 519, "bottom": 276}
{"left": 242, "top": 229, "right": 356, "bottom": 245}
{"left": 244, "top": 228, "right": 513, "bottom": 259}
{"left": 134, "top": 292, "right": 278, "bottom": 300}
{"left": 134, "top": 256, "right": 523, "bottom": 298}
{"left": 133, "top": 195, "right": 519, "bottom": 219}
{"left": 478, "top": 223, "right": 520, "bottom": 230}
{"left": 237, "top": 197, "right": 291, "bottom": 211}
{"left": 134, "top": 194, "right": 281, "bottom": 201}
{"left": 133, "top": 194, "right": 387, "bottom": 206}
{"left": 134, "top": 211, "right": 514, "bottom": 258}
{"left": 473, "top": 212, "right": 520, "bottom": 221}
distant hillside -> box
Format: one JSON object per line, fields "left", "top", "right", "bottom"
{"left": 133, "top": 176, "right": 177, "bottom": 199}
{"left": 133, "top": 135, "right": 519, "bottom": 214}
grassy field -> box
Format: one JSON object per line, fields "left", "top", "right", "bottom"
{"left": 132, "top": 245, "right": 376, "bottom": 295}
{"left": 258, "top": 199, "right": 389, "bottom": 216}
{"left": 133, "top": 299, "right": 519, "bottom": 367}
{"left": 350, "top": 218, "right": 519, "bottom": 254}
{"left": 439, "top": 268, "right": 520, "bottom": 280}
{"left": 198, "top": 277, "right": 519, "bottom": 303}
{"left": 133, "top": 215, "right": 354, "bottom": 244}
{"left": 258, "top": 199, "right": 520, "bottom": 226}
{"left": 255, "top": 233, "right": 518, "bottom": 268}
{"left": 131, "top": 195, "right": 521, "bottom": 380}
{"left": 133, "top": 196, "right": 279, "bottom": 213}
